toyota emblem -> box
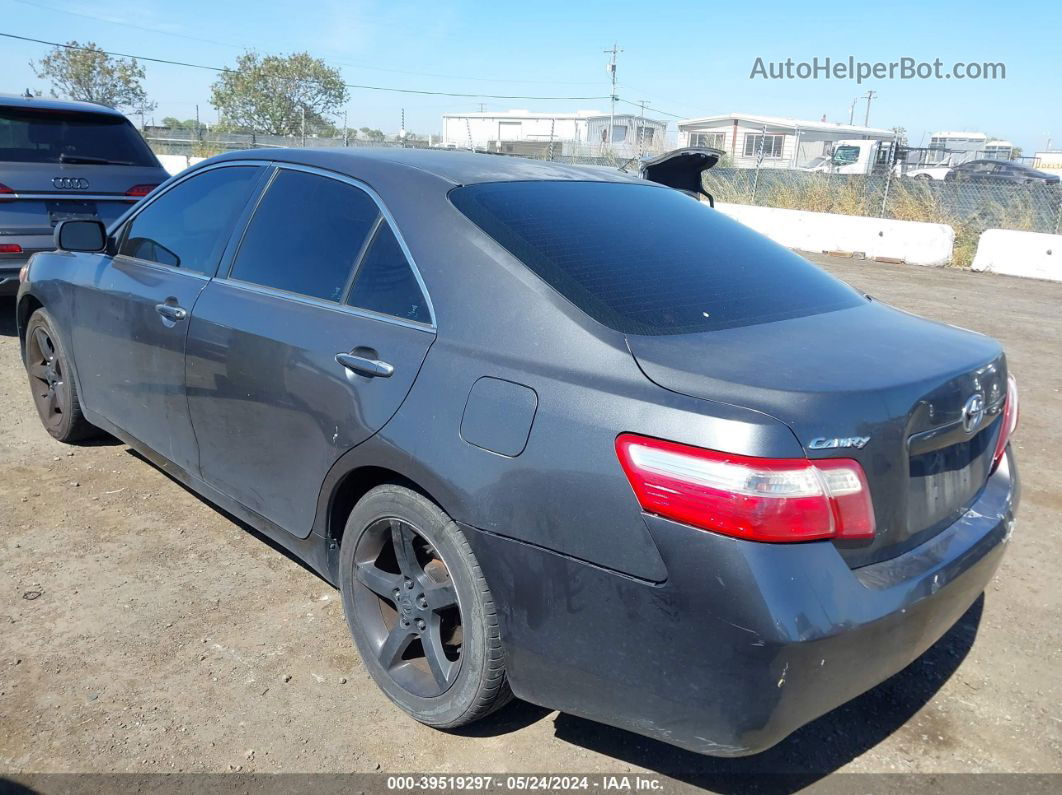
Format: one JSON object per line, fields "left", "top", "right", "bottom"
{"left": 961, "top": 394, "right": 985, "bottom": 434}
{"left": 52, "top": 177, "right": 90, "bottom": 190}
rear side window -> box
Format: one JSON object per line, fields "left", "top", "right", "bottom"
{"left": 119, "top": 166, "right": 260, "bottom": 274}
{"left": 0, "top": 107, "right": 158, "bottom": 166}
{"left": 230, "top": 170, "right": 379, "bottom": 302}
{"left": 450, "top": 181, "right": 863, "bottom": 335}
{"left": 347, "top": 223, "right": 430, "bottom": 324}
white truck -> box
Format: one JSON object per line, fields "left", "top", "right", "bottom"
{"left": 801, "top": 139, "right": 952, "bottom": 179}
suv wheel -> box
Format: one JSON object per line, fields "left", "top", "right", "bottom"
{"left": 339, "top": 484, "right": 512, "bottom": 728}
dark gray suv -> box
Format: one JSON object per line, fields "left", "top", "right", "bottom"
{"left": 0, "top": 94, "right": 168, "bottom": 294}
{"left": 15, "top": 148, "right": 1020, "bottom": 756}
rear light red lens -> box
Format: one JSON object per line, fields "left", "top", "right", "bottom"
{"left": 991, "top": 374, "right": 1019, "bottom": 471}
{"left": 615, "top": 434, "right": 875, "bottom": 542}
{"left": 0, "top": 182, "right": 14, "bottom": 201}
{"left": 0, "top": 243, "right": 23, "bottom": 254}
{"left": 124, "top": 184, "right": 159, "bottom": 199}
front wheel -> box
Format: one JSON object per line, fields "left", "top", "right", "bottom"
{"left": 339, "top": 484, "right": 512, "bottom": 728}
{"left": 24, "top": 309, "right": 100, "bottom": 443}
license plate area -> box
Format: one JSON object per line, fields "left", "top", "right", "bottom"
{"left": 46, "top": 200, "right": 99, "bottom": 225}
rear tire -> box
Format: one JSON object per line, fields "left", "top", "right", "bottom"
{"left": 339, "top": 484, "right": 512, "bottom": 728}
{"left": 24, "top": 309, "right": 100, "bottom": 444}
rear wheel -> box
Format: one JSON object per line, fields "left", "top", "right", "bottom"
{"left": 339, "top": 484, "right": 512, "bottom": 728}
{"left": 24, "top": 309, "right": 99, "bottom": 443}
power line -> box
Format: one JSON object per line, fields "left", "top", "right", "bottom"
{"left": 616, "top": 97, "right": 685, "bottom": 120}
{"left": 12, "top": 0, "right": 604, "bottom": 87}
{"left": 2, "top": 32, "right": 612, "bottom": 101}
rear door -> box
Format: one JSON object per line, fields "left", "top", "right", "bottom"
{"left": 71, "top": 164, "right": 265, "bottom": 471}
{"left": 185, "top": 166, "right": 435, "bottom": 537}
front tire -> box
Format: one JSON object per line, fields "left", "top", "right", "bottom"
{"left": 24, "top": 309, "right": 99, "bottom": 443}
{"left": 339, "top": 484, "right": 512, "bottom": 728}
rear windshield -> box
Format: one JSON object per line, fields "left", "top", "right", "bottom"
{"left": 450, "top": 181, "right": 863, "bottom": 335}
{"left": 0, "top": 107, "right": 158, "bottom": 166}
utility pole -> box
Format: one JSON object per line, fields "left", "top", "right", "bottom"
{"left": 343, "top": 109, "right": 348, "bottom": 146}
{"left": 638, "top": 99, "right": 647, "bottom": 156}
{"left": 400, "top": 108, "right": 406, "bottom": 141}
{"left": 863, "top": 90, "right": 877, "bottom": 127}
{"left": 603, "top": 43, "right": 622, "bottom": 151}
{"left": 194, "top": 104, "right": 201, "bottom": 150}
{"left": 848, "top": 97, "right": 858, "bottom": 125}
{"left": 301, "top": 106, "right": 306, "bottom": 146}
{"left": 477, "top": 103, "right": 485, "bottom": 113}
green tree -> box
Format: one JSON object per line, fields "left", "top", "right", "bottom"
{"left": 358, "top": 127, "right": 385, "bottom": 142}
{"left": 210, "top": 52, "right": 348, "bottom": 136}
{"left": 31, "top": 41, "right": 155, "bottom": 113}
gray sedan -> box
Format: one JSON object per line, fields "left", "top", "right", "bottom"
{"left": 15, "top": 148, "right": 1020, "bottom": 756}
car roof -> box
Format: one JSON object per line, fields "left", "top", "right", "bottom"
{"left": 209, "top": 146, "right": 649, "bottom": 187}
{"left": 0, "top": 93, "right": 128, "bottom": 117}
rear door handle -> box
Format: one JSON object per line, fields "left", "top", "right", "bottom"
{"left": 155, "top": 303, "right": 188, "bottom": 322}
{"left": 336, "top": 352, "right": 394, "bottom": 378}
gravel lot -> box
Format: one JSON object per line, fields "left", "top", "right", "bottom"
{"left": 1, "top": 255, "right": 1060, "bottom": 788}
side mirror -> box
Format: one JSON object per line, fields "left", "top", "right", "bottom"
{"left": 55, "top": 219, "right": 107, "bottom": 253}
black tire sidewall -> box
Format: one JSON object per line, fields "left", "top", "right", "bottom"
{"left": 339, "top": 485, "right": 492, "bottom": 727}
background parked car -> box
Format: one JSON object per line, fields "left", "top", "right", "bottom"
{"left": 0, "top": 94, "right": 168, "bottom": 294}
{"left": 944, "top": 159, "right": 1060, "bottom": 185}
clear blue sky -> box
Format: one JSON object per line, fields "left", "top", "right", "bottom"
{"left": 2, "top": 0, "right": 1058, "bottom": 152}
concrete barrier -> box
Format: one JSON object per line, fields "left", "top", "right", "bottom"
{"left": 157, "top": 154, "right": 206, "bottom": 176}
{"left": 712, "top": 202, "right": 955, "bottom": 267}
{"left": 971, "top": 229, "right": 1062, "bottom": 282}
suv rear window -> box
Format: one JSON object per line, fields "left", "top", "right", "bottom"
{"left": 0, "top": 107, "right": 158, "bottom": 166}
{"left": 450, "top": 181, "right": 864, "bottom": 335}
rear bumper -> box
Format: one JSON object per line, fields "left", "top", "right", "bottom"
{"left": 465, "top": 449, "right": 1019, "bottom": 756}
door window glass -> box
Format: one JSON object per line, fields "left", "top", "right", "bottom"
{"left": 230, "top": 170, "right": 380, "bottom": 301}
{"left": 346, "top": 223, "right": 430, "bottom": 324}
{"left": 119, "top": 166, "right": 260, "bottom": 274}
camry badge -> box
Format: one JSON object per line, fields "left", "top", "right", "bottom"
{"left": 808, "top": 436, "right": 870, "bottom": 450}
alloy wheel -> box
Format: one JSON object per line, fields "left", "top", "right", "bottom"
{"left": 352, "top": 517, "right": 463, "bottom": 698}
{"left": 26, "top": 326, "right": 67, "bottom": 429}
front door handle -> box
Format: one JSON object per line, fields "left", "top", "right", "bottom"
{"left": 336, "top": 352, "right": 394, "bottom": 378}
{"left": 155, "top": 303, "right": 188, "bottom": 322}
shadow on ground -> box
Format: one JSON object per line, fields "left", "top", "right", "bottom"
{"left": 1, "top": 297, "right": 17, "bottom": 337}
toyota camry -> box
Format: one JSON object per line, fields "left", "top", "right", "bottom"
{"left": 16, "top": 148, "right": 1020, "bottom": 756}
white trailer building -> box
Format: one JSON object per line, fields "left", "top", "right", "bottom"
{"left": 441, "top": 109, "right": 667, "bottom": 157}
{"left": 677, "top": 113, "right": 896, "bottom": 170}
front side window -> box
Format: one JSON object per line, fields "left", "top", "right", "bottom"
{"left": 119, "top": 166, "right": 260, "bottom": 274}
{"left": 451, "top": 181, "right": 863, "bottom": 335}
{"left": 346, "top": 223, "right": 430, "bottom": 324}
{"left": 229, "top": 170, "right": 380, "bottom": 301}
{"left": 832, "top": 145, "right": 861, "bottom": 166}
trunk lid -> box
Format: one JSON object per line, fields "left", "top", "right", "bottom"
{"left": 627, "top": 300, "right": 1006, "bottom": 567}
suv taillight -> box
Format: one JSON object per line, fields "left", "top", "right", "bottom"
{"left": 0, "top": 182, "right": 14, "bottom": 201}
{"left": 615, "top": 434, "right": 875, "bottom": 542}
{"left": 124, "top": 184, "right": 159, "bottom": 200}
{"left": 991, "top": 375, "right": 1019, "bottom": 471}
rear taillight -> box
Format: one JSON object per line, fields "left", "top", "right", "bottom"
{"left": 0, "top": 182, "right": 15, "bottom": 201}
{"left": 0, "top": 243, "right": 23, "bottom": 254}
{"left": 124, "top": 184, "right": 159, "bottom": 201}
{"left": 991, "top": 374, "right": 1019, "bottom": 471}
{"left": 616, "top": 434, "right": 875, "bottom": 542}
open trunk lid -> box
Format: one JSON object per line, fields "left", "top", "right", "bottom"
{"left": 627, "top": 300, "right": 1006, "bottom": 567}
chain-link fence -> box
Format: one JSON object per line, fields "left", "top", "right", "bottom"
{"left": 702, "top": 168, "right": 1062, "bottom": 265}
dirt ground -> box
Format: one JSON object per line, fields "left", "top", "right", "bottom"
{"left": 1, "top": 255, "right": 1060, "bottom": 789}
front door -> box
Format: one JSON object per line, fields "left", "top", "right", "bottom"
{"left": 71, "top": 164, "right": 264, "bottom": 471}
{"left": 185, "top": 167, "right": 436, "bottom": 537}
